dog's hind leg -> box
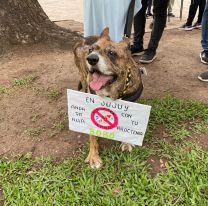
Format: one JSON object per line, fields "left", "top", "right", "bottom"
{"left": 85, "top": 136, "right": 102, "bottom": 169}
{"left": 120, "top": 143, "right": 135, "bottom": 152}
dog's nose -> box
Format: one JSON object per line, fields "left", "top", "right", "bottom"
{"left": 87, "top": 54, "right": 99, "bottom": 66}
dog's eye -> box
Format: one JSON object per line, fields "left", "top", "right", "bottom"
{"left": 89, "top": 48, "right": 93, "bottom": 54}
{"left": 108, "top": 50, "right": 117, "bottom": 58}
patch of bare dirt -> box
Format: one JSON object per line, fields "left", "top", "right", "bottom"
{"left": 152, "top": 124, "right": 174, "bottom": 144}
{"left": 137, "top": 29, "right": 208, "bottom": 102}
{"left": 189, "top": 133, "right": 208, "bottom": 150}
{"left": 0, "top": 22, "right": 207, "bottom": 160}
{"left": 147, "top": 155, "right": 169, "bottom": 177}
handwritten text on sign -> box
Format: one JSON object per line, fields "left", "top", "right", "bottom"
{"left": 67, "top": 89, "right": 151, "bottom": 146}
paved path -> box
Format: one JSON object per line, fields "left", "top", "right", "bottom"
{"left": 38, "top": 0, "right": 83, "bottom": 22}
{"left": 39, "top": 0, "right": 192, "bottom": 23}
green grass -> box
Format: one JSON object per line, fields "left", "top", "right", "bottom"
{"left": 143, "top": 96, "right": 208, "bottom": 142}
{"left": 194, "top": 122, "right": 208, "bottom": 134}
{"left": 0, "top": 144, "right": 208, "bottom": 206}
{"left": 47, "top": 89, "right": 62, "bottom": 100}
{"left": 26, "top": 127, "right": 46, "bottom": 137}
{"left": 52, "top": 121, "right": 65, "bottom": 131}
{"left": 0, "top": 86, "right": 6, "bottom": 94}
{"left": 170, "top": 127, "right": 190, "bottom": 141}
{"left": 0, "top": 96, "right": 208, "bottom": 206}
{"left": 0, "top": 75, "right": 37, "bottom": 95}
{"left": 12, "top": 75, "right": 37, "bottom": 87}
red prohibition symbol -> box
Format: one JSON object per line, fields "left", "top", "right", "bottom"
{"left": 91, "top": 107, "right": 118, "bottom": 130}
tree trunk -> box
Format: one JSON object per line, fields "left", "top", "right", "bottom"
{"left": 0, "top": 0, "right": 82, "bottom": 51}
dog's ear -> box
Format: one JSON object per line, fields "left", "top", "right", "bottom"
{"left": 84, "top": 36, "right": 100, "bottom": 45}
{"left": 100, "top": 27, "right": 110, "bottom": 40}
{"left": 121, "top": 37, "right": 131, "bottom": 51}
{"left": 73, "top": 39, "right": 85, "bottom": 55}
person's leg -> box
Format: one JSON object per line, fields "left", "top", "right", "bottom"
{"left": 179, "top": 0, "right": 199, "bottom": 30}
{"left": 132, "top": 0, "right": 148, "bottom": 55}
{"left": 139, "top": 0, "right": 168, "bottom": 63}
{"left": 197, "top": 0, "right": 206, "bottom": 24}
{"left": 147, "top": 0, "right": 153, "bottom": 15}
{"left": 168, "top": 0, "right": 175, "bottom": 16}
{"left": 198, "top": 1, "right": 208, "bottom": 81}
{"left": 200, "top": 0, "right": 208, "bottom": 64}
{"left": 192, "top": 0, "right": 206, "bottom": 28}
{"left": 186, "top": 0, "right": 200, "bottom": 26}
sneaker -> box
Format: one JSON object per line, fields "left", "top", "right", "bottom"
{"left": 192, "top": 22, "right": 202, "bottom": 29}
{"left": 131, "top": 45, "right": 144, "bottom": 56}
{"left": 200, "top": 50, "right": 208, "bottom": 64}
{"left": 168, "top": 13, "right": 175, "bottom": 17}
{"left": 198, "top": 71, "right": 208, "bottom": 82}
{"left": 178, "top": 24, "right": 193, "bottom": 31}
{"left": 139, "top": 50, "right": 156, "bottom": 64}
{"left": 146, "top": 13, "right": 153, "bottom": 18}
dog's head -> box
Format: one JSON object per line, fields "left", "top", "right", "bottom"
{"left": 74, "top": 27, "right": 143, "bottom": 100}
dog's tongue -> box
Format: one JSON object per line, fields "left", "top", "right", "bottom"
{"left": 90, "top": 72, "right": 113, "bottom": 91}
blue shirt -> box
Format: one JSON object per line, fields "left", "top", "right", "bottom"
{"left": 84, "top": 0, "right": 142, "bottom": 42}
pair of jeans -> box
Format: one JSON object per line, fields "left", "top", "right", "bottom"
{"left": 202, "top": 0, "right": 208, "bottom": 51}
{"left": 133, "top": 0, "right": 169, "bottom": 52}
{"left": 186, "top": 0, "right": 206, "bottom": 26}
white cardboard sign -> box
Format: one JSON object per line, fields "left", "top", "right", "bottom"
{"left": 67, "top": 89, "right": 151, "bottom": 146}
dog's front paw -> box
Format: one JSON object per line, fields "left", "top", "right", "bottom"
{"left": 120, "top": 143, "right": 135, "bottom": 152}
{"left": 85, "top": 153, "right": 102, "bottom": 169}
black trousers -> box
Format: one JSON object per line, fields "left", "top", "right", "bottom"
{"left": 133, "top": 0, "right": 169, "bottom": 52}
{"left": 186, "top": 0, "right": 206, "bottom": 26}
{"left": 147, "top": 0, "right": 153, "bottom": 14}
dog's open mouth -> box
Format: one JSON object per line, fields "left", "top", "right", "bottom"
{"left": 89, "top": 71, "right": 117, "bottom": 91}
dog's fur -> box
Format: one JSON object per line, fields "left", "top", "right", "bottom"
{"left": 74, "top": 28, "right": 143, "bottom": 168}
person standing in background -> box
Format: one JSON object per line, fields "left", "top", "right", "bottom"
{"left": 179, "top": 0, "right": 206, "bottom": 31}
{"left": 84, "top": 0, "right": 141, "bottom": 42}
{"left": 198, "top": 0, "right": 208, "bottom": 82}
{"left": 131, "top": 0, "right": 169, "bottom": 63}
{"left": 146, "top": 0, "right": 153, "bottom": 17}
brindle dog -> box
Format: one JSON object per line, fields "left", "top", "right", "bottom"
{"left": 74, "top": 28, "right": 144, "bottom": 168}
